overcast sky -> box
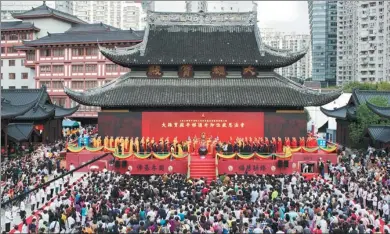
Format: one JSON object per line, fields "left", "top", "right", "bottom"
{"left": 154, "top": 1, "right": 310, "bottom": 34}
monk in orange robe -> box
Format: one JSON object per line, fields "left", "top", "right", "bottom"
{"left": 193, "top": 136, "right": 198, "bottom": 152}
{"left": 291, "top": 137, "right": 297, "bottom": 148}
{"left": 299, "top": 137, "right": 305, "bottom": 147}
{"left": 104, "top": 136, "right": 109, "bottom": 148}
{"left": 129, "top": 137, "right": 134, "bottom": 154}
{"left": 124, "top": 137, "right": 129, "bottom": 152}
{"left": 97, "top": 136, "right": 102, "bottom": 147}
{"left": 109, "top": 137, "right": 114, "bottom": 148}
{"left": 277, "top": 137, "right": 283, "bottom": 153}
{"left": 187, "top": 138, "right": 192, "bottom": 153}
{"left": 114, "top": 137, "right": 120, "bottom": 148}
{"left": 135, "top": 137, "right": 140, "bottom": 153}
{"left": 285, "top": 137, "right": 291, "bottom": 147}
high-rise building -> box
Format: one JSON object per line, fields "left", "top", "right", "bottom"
{"left": 73, "top": 1, "right": 144, "bottom": 30}
{"left": 185, "top": 1, "right": 252, "bottom": 13}
{"left": 336, "top": 1, "right": 390, "bottom": 85}
{"left": 1, "top": 1, "right": 74, "bottom": 20}
{"left": 261, "top": 28, "right": 312, "bottom": 80}
{"left": 308, "top": 1, "right": 338, "bottom": 86}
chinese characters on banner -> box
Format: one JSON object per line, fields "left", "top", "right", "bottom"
{"left": 161, "top": 120, "right": 245, "bottom": 128}
{"left": 136, "top": 164, "right": 165, "bottom": 172}
{"left": 142, "top": 112, "right": 264, "bottom": 141}
{"left": 238, "top": 164, "right": 266, "bottom": 172}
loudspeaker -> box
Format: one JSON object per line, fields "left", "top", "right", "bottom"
{"left": 115, "top": 161, "right": 120, "bottom": 168}
{"left": 277, "top": 160, "right": 283, "bottom": 168}
{"left": 284, "top": 160, "right": 289, "bottom": 168}
{"left": 121, "top": 161, "right": 127, "bottom": 168}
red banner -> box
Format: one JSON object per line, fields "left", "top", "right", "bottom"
{"left": 142, "top": 112, "right": 264, "bottom": 141}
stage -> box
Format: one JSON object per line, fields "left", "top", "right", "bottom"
{"left": 217, "top": 151, "right": 337, "bottom": 175}
{"left": 66, "top": 150, "right": 336, "bottom": 176}
{"left": 66, "top": 150, "right": 188, "bottom": 174}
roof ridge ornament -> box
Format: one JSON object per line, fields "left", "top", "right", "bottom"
{"left": 147, "top": 11, "right": 257, "bottom": 26}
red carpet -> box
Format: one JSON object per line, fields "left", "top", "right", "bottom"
{"left": 190, "top": 156, "right": 216, "bottom": 182}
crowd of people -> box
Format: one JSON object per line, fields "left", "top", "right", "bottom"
{"left": 1, "top": 144, "right": 390, "bottom": 234}
{"left": 1, "top": 142, "right": 68, "bottom": 233}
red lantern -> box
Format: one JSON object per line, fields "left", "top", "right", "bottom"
{"left": 35, "top": 125, "right": 44, "bottom": 131}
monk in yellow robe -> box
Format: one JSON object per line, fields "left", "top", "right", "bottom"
{"left": 97, "top": 136, "right": 102, "bottom": 147}
{"left": 193, "top": 136, "right": 198, "bottom": 152}
{"left": 129, "top": 137, "right": 134, "bottom": 154}
{"left": 109, "top": 137, "right": 114, "bottom": 148}
{"left": 120, "top": 137, "right": 124, "bottom": 147}
{"left": 121, "top": 142, "right": 125, "bottom": 155}
{"left": 124, "top": 137, "right": 129, "bottom": 152}
{"left": 114, "top": 137, "right": 120, "bottom": 148}
{"left": 92, "top": 138, "right": 97, "bottom": 148}
{"left": 104, "top": 136, "right": 109, "bottom": 148}
{"left": 135, "top": 137, "right": 140, "bottom": 153}
{"left": 173, "top": 137, "right": 178, "bottom": 151}
{"left": 177, "top": 143, "right": 183, "bottom": 155}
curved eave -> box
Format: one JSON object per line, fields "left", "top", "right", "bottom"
{"left": 52, "top": 104, "right": 80, "bottom": 118}
{"left": 270, "top": 50, "right": 307, "bottom": 68}
{"left": 366, "top": 101, "right": 390, "bottom": 119}
{"left": 365, "top": 125, "right": 390, "bottom": 143}
{"left": 14, "top": 104, "right": 55, "bottom": 121}
{"left": 310, "top": 90, "right": 342, "bottom": 107}
{"left": 64, "top": 81, "right": 342, "bottom": 108}
{"left": 1, "top": 101, "right": 37, "bottom": 119}
{"left": 320, "top": 105, "right": 348, "bottom": 120}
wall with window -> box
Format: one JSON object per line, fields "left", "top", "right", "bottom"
{"left": 0, "top": 58, "right": 35, "bottom": 89}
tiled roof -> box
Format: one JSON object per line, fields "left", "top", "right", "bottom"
{"left": 0, "top": 21, "right": 40, "bottom": 31}
{"left": 64, "top": 71, "right": 341, "bottom": 108}
{"left": 1, "top": 97, "right": 39, "bottom": 119}
{"left": 320, "top": 106, "right": 348, "bottom": 120}
{"left": 12, "top": 3, "right": 86, "bottom": 24}
{"left": 65, "top": 23, "right": 121, "bottom": 33}
{"left": 99, "top": 24, "right": 307, "bottom": 68}
{"left": 366, "top": 125, "right": 390, "bottom": 143}
{"left": 1, "top": 87, "right": 79, "bottom": 121}
{"left": 6, "top": 123, "right": 34, "bottom": 142}
{"left": 352, "top": 89, "right": 390, "bottom": 106}
{"left": 367, "top": 101, "right": 390, "bottom": 119}
{"left": 23, "top": 30, "right": 144, "bottom": 45}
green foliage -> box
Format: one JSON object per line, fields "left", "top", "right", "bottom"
{"left": 343, "top": 81, "right": 390, "bottom": 93}
{"left": 349, "top": 96, "right": 390, "bottom": 147}
{"left": 304, "top": 109, "right": 311, "bottom": 122}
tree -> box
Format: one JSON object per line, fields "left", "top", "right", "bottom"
{"left": 349, "top": 96, "right": 390, "bottom": 148}
{"left": 342, "top": 81, "right": 390, "bottom": 93}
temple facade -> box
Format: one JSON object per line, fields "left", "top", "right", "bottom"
{"left": 65, "top": 9, "right": 342, "bottom": 140}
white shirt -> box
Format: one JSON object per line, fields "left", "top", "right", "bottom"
{"left": 20, "top": 201, "right": 25, "bottom": 211}
{"left": 5, "top": 210, "right": 12, "bottom": 223}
